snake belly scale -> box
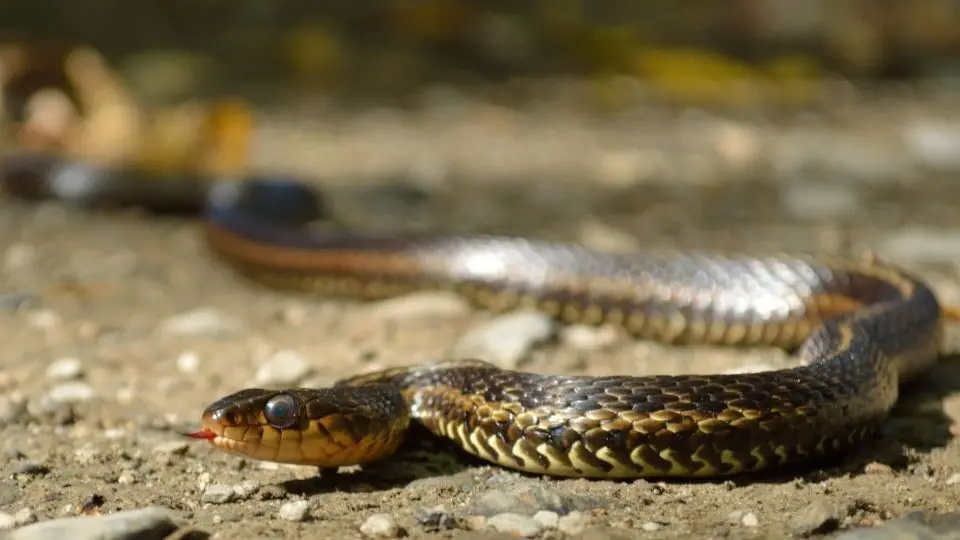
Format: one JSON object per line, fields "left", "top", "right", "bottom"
{"left": 0, "top": 153, "right": 948, "bottom": 479}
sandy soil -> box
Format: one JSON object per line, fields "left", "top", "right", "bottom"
{"left": 4, "top": 102, "right": 960, "bottom": 539}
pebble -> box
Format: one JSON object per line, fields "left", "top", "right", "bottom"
{"left": 160, "top": 308, "right": 242, "bottom": 337}
{"left": 642, "top": 521, "right": 663, "bottom": 531}
{"left": 532, "top": 510, "right": 559, "bottom": 529}
{"left": 26, "top": 309, "right": 61, "bottom": 332}
{"left": 278, "top": 500, "right": 311, "bottom": 522}
{"left": 254, "top": 349, "right": 312, "bottom": 386}
{"left": 946, "top": 473, "right": 960, "bottom": 485}
{"left": 452, "top": 312, "right": 555, "bottom": 368}
{"left": 200, "top": 484, "right": 237, "bottom": 504}
{"left": 728, "top": 510, "right": 758, "bottom": 527}
{"left": 233, "top": 480, "right": 261, "bottom": 499}
{"left": 360, "top": 513, "right": 401, "bottom": 538}
{"left": 44, "top": 358, "right": 84, "bottom": 381}
{"left": 7, "top": 506, "right": 179, "bottom": 540}
{"left": 0, "top": 292, "right": 39, "bottom": 311}
{"left": 487, "top": 513, "right": 543, "bottom": 538}
{"left": 4, "top": 243, "right": 36, "bottom": 269}
{"left": 13, "top": 508, "right": 36, "bottom": 526}
{"left": 365, "top": 291, "right": 471, "bottom": 320}
{"left": 557, "top": 511, "right": 588, "bottom": 535}
{"left": 789, "top": 500, "right": 843, "bottom": 536}
{"left": 0, "top": 511, "right": 15, "bottom": 529}
{"left": 876, "top": 227, "right": 960, "bottom": 263}
{"left": 780, "top": 182, "right": 860, "bottom": 221}
{"left": 116, "top": 471, "right": 136, "bottom": 485}
{"left": 175, "top": 351, "right": 200, "bottom": 374}
{"left": 0, "top": 394, "right": 28, "bottom": 425}
{"left": 43, "top": 382, "right": 95, "bottom": 405}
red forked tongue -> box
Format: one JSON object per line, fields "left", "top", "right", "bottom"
{"left": 182, "top": 429, "right": 216, "bottom": 440}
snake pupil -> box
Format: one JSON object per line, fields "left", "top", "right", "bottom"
{"left": 264, "top": 393, "right": 299, "bottom": 428}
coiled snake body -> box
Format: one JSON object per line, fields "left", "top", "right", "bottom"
{"left": 1, "top": 153, "right": 949, "bottom": 478}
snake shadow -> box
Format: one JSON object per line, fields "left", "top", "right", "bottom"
{"left": 281, "top": 355, "right": 960, "bottom": 496}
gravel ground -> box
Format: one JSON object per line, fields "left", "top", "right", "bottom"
{"left": 5, "top": 98, "right": 960, "bottom": 539}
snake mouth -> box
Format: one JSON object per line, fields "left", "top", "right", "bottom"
{"left": 183, "top": 428, "right": 217, "bottom": 441}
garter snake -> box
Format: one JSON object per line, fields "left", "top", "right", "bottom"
{"left": 0, "top": 152, "right": 951, "bottom": 479}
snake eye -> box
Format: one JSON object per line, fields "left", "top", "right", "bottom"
{"left": 264, "top": 393, "right": 300, "bottom": 428}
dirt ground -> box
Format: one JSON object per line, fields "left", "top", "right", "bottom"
{"left": 5, "top": 97, "right": 960, "bottom": 539}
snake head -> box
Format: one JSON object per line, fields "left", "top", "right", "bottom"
{"left": 184, "top": 386, "right": 410, "bottom": 468}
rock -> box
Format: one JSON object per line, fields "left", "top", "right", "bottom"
{"left": 253, "top": 349, "right": 312, "bottom": 386}
{"left": 453, "top": 312, "right": 555, "bottom": 368}
{"left": 0, "top": 394, "right": 28, "bottom": 425}
{"left": 877, "top": 227, "right": 960, "bottom": 263}
{"left": 0, "top": 511, "right": 15, "bottom": 530}
{"left": 789, "top": 500, "right": 843, "bottom": 537}
{"left": 642, "top": 521, "right": 663, "bottom": 531}
{"left": 200, "top": 484, "right": 236, "bottom": 504}
{"left": 417, "top": 506, "right": 458, "bottom": 532}
{"left": 175, "top": 352, "right": 200, "bottom": 374}
{"left": 7, "top": 506, "right": 179, "bottom": 540}
{"left": 557, "top": 511, "right": 588, "bottom": 535}
{"left": 946, "top": 473, "right": 960, "bottom": 485}
{"left": 0, "top": 292, "right": 39, "bottom": 311}
{"left": 360, "top": 513, "right": 401, "bottom": 538}
{"left": 44, "top": 358, "right": 84, "bottom": 381}
{"left": 532, "top": 510, "right": 559, "bottom": 529}
{"left": 780, "top": 182, "right": 860, "bottom": 221}
{"left": 116, "top": 471, "right": 136, "bottom": 485}
{"left": 232, "top": 480, "right": 260, "bottom": 499}
{"left": 465, "top": 484, "right": 602, "bottom": 517}
{"left": 160, "top": 308, "right": 242, "bottom": 337}
{"left": 43, "top": 382, "right": 95, "bottom": 405}
{"left": 15, "top": 508, "right": 37, "bottom": 526}
{"left": 365, "top": 291, "right": 471, "bottom": 320}
{"left": 487, "top": 513, "right": 543, "bottom": 538}
{"left": 278, "top": 500, "right": 311, "bottom": 522}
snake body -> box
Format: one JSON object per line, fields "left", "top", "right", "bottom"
{"left": 0, "top": 152, "right": 947, "bottom": 478}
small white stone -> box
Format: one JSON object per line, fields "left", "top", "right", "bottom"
{"left": 45, "top": 357, "right": 84, "bottom": 381}
{"left": 27, "top": 309, "right": 61, "bottom": 331}
{"left": 557, "top": 511, "right": 588, "bottom": 535}
{"left": 0, "top": 512, "right": 15, "bottom": 530}
{"left": 44, "top": 381, "right": 95, "bottom": 404}
{"left": 642, "top": 521, "right": 663, "bottom": 531}
{"left": 233, "top": 480, "right": 260, "bottom": 499}
{"left": 532, "top": 510, "right": 559, "bottom": 529}
{"left": 741, "top": 512, "right": 759, "bottom": 527}
{"left": 14, "top": 507, "right": 37, "bottom": 526}
{"left": 946, "top": 473, "right": 960, "bottom": 485}
{"left": 360, "top": 513, "right": 400, "bottom": 537}
{"left": 117, "top": 470, "right": 137, "bottom": 485}
{"left": 487, "top": 513, "right": 543, "bottom": 538}
{"left": 176, "top": 351, "right": 200, "bottom": 374}
{"left": 201, "top": 484, "right": 237, "bottom": 504}
{"left": 278, "top": 500, "right": 311, "bottom": 522}
{"left": 161, "top": 308, "right": 242, "bottom": 337}
{"left": 254, "top": 349, "right": 312, "bottom": 386}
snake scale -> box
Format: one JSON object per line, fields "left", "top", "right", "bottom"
{"left": 0, "top": 151, "right": 949, "bottom": 479}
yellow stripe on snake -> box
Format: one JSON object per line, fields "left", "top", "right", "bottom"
{"left": 0, "top": 155, "right": 952, "bottom": 479}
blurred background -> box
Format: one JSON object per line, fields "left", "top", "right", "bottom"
{"left": 2, "top": 0, "right": 960, "bottom": 256}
